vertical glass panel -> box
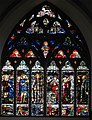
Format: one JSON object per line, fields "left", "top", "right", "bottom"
{"left": 46, "top": 61, "right": 59, "bottom": 116}
{"left": 61, "top": 61, "right": 74, "bottom": 116}
{"left": 1, "top": 60, "right": 14, "bottom": 116}
{"left": 16, "top": 60, "right": 29, "bottom": 116}
{"left": 76, "top": 61, "right": 89, "bottom": 116}
{"left": 31, "top": 61, "right": 44, "bottom": 116}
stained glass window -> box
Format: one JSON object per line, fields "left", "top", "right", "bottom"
{"left": 1, "top": 1, "right": 90, "bottom": 117}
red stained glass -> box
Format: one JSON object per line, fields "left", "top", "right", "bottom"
{"left": 10, "top": 49, "right": 21, "bottom": 58}
{"left": 25, "top": 50, "right": 35, "bottom": 58}
{"left": 70, "top": 50, "right": 81, "bottom": 58}
{"left": 55, "top": 50, "right": 66, "bottom": 58}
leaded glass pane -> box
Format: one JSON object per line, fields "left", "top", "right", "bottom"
{"left": 16, "top": 60, "right": 29, "bottom": 116}
{"left": 76, "top": 61, "right": 89, "bottom": 116}
{"left": 31, "top": 61, "right": 44, "bottom": 116}
{"left": 61, "top": 61, "right": 74, "bottom": 116}
{"left": 1, "top": 60, "right": 14, "bottom": 116}
{"left": 46, "top": 61, "right": 59, "bottom": 116}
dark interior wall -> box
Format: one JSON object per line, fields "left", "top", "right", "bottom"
{"left": 0, "top": 0, "right": 92, "bottom": 119}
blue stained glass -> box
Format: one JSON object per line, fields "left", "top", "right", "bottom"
{"left": 49, "top": 31, "right": 55, "bottom": 34}
{"left": 8, "top": 39, "right": 12, "bottom": 45}
{"left": 36, "top": 40, "right": 41, "bottom": 45}
{"left": 1, "top": 60, "right": 14, "bottom": 116}
{"left": 50, "top": 40, "right": 55, "bottom": 45}
{"left": 26, "top": 28, "right": 33, "bottom": 34}
{"left": 54, "top": 44, "right": 60, "bottom": 50}
{"left": 16, "top": 61, "right": 29, "bottom": 116}
{"left": 31, "top": 44, "right": 38, "bottom": 51}
{"left": 57, "top": 28, "right": 65, "bottom": 34}
{"left": 9, "top": 45, "right": 14, "bottom": 50}
{"left": 17, "top": 42, "right": 28, "bottom": 46}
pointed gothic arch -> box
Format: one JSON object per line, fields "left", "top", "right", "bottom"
{"left": 0, "top": 1, "right": 91, "bottom": 117}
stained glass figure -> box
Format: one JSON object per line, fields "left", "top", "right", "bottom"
{"left": 31, "top": 61, "right": 44, "bottom": 116}
{"left": 16, "top": 60, "right": 29, "bottom": 116}
{"left": 46, "top": 61, "right": 59, "bottom": 116}
{"left": 76, "top": 74, "right": 89, "bottom": 104}
{"left": 16, "top": 104, "right": 29, "bottom": 116}
{"left": 26, "top": 21, "right": 43, "bottom": 34}
{"left": 25, "top": 50, "right": 35, "bottom": 58}
{"left": 37, "top": 5, "right": 55, "bottom": 18}
{"left": 55, "top": 50, "right": 66, "bottom": 58}
{"left": 76, "top": 61, "right": 89, "bottom": 116}
{"left": 61, "top": 61, "right": 74, "bottom": 116}
{"left": 43, "top": 18, "right": 49, "bottom": 26}
{"left": 48, "top": 21, "right": 65, "bottom": 34}
{"left": 1, "top": 60, "right": 14, "bottom": 115}
{"left": 70, "top": 50, "right": 81, "bottom": 58}
{"left": 41, "top": 41, "right": 50, "bottom": 58}
{"left": 10, "top": 49, "right": 21, "bottom": 58}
